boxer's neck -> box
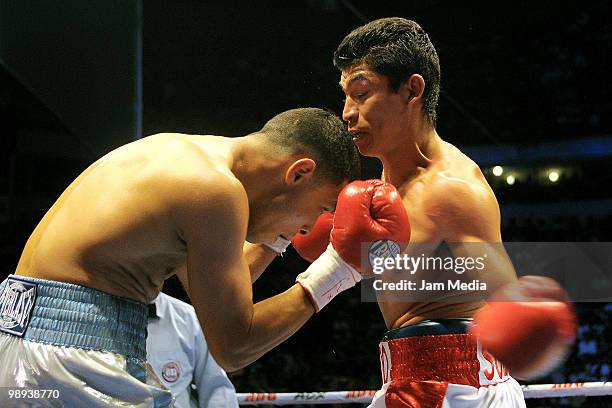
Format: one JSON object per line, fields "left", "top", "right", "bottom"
{"left": 229, "top": 135, "right": 297, "bottom": 204}
{"left": 381, "top": 125, "right": 443, "bottom": 187}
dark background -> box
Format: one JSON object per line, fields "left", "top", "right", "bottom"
{"left": 1, "top": 1, "right": 611, "bottom": 407}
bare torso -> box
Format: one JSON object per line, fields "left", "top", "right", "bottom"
{"left": 380, "top": 141, "right": 499, "bottom": 329}
{"left": 15, "top": 133, "right": 233, "bottom": 303}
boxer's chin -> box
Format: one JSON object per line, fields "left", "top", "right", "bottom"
{"left": 352, "top": 135, "right": 377, "bottom": 157}
{"left": 264, "top": 234, "right": 287, "bottom": 246}
{"left": 245, "top": 230, "right": 264, "bottom": 245}
{"left": 245, "top": 225, "right": 274, "bottom": 245}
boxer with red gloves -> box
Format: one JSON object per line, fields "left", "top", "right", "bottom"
{"left": 334, "top": 18, "right": 576, "bottom": 407}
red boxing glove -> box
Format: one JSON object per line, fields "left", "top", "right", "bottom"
{"left": 295, "top": 180, "right": 410, "bottom": 312}
{"left": 469, "top": 276, "right": 577, "bottom": 380}
{"left": 292, "top": 213, "right": 334, "bottom": 262}
{"left": 332, "top": 179, "right": 411, "bottom": 275}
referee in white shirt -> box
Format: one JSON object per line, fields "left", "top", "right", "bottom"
{"left": 147, "top": 292, "right": 239, "bottom": 408}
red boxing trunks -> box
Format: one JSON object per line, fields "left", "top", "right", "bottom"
{"left": 370, "top": 319, "right": 525, "bottom": 408}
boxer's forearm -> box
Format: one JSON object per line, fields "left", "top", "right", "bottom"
{"left": 222, "top": 284, "right": 314, "bottom": 370}
{"left": 243, "top": 242, "right": 277, "bottom": 283}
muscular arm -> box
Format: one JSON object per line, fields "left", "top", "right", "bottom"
{"left": 243, "top": 242, "right": 277, "bottom": 283}
{"left": 174, "top": 177, "right": 314, "bottom": 372}
{"left": 175, "top": 242, "right": 276, "bottom": 295}
{"left": 438, "top": 180, "right": 518, "bottom": 293}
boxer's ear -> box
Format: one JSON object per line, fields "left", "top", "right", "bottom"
{"left": 399, "top": 74, "right": 425, "bottom": 105}
{"left": 285, "top": 159, "right": 316, "bottom": 186}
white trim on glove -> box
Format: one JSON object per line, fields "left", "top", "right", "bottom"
{"left": 296, "top": 243, "right": 361, "bottom": 312}
{"left": 263, "top": 236, "right": 292, "bottom": 255}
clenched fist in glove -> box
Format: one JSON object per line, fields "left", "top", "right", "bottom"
{"left": 296, "top": 180, "right": 411, "bottom": 312}
{"left": 292, "top": 212, "right": 334, "bottom": 263}
{"left": 469, "top": 276, "right": 577, "bottom": 379}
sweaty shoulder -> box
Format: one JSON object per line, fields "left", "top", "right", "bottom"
{"left": 136, "top": 134, "right": 242, "bottom": 203}
{"left": 166, "top": 165, "right": 248, "bottom": 233}
{"left": 425, "top": 142, "right": 501, "bottom": 241}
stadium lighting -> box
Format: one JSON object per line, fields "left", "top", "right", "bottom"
{"left": 506, "top": 175, "right": 516, "bottom": 185}
{"left": 548, "top": 170, "right": 560, "bottom": 183}
{"left": 492, "top": 166, "right": 503, "bottom": 176}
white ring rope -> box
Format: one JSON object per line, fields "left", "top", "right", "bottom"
{"left": 237, "top": 382, "right": 612, "bottom": 405}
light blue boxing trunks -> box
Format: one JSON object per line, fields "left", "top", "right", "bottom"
{"left": 0, "top": 274, "right": 174, "bottom": 407}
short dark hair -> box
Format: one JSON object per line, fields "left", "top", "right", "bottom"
{"left": 261, "top": 108, "right": 361, "bottom": 184}
{"left": 333, "top": 17, "right": 440, "bottom": 127}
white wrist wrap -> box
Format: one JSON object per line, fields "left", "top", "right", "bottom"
{"left": 263, "top": 236, "right": 292, "bottom": 255}
{"left": 296, "top": 244, "right": 361, "bottom": 312}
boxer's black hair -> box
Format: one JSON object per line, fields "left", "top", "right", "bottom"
{"left": 261, "top": 108, "right": 360, "bottom": 184}
{"left": 334, "top": 17, "right": 440, "bottom": 127}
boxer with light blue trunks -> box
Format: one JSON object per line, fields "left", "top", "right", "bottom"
{"left": 0, "top": 108, "right": 363, "bottom": 406}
